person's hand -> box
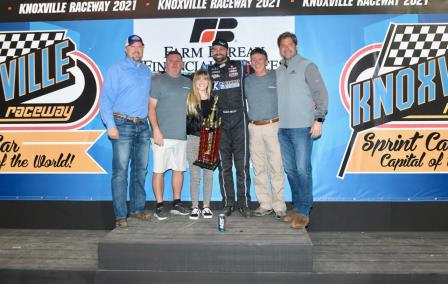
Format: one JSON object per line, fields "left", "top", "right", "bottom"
{"left": 153, "top": 129, "right": 164, "bottom": 146}
{"left": 108, "top": 128, "right": 119, "bottom": 140}
{"left": 310, "top": 121, "right": 322, "bottom": 139}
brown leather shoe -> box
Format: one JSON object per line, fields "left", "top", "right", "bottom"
{"left": 283, "top": 210, "right": 299, "bottom": 222}
{"left": 290, "top": 214, "right": 310, "bottom": 229}
{"left": 130, "top": 212, "right": 150, "bottom": 221}
{"left": 115, "top": 218, "right": 128, "bottom": 228}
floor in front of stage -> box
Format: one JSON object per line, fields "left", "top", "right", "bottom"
{"left": 1, "top": 214, "right": 448, "bottom": 284}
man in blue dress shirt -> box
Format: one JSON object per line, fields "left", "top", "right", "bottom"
{"left": 100, "top": 35, "right": 152, "bottom": 228}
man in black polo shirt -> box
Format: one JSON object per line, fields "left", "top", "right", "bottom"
{"left": 208, "top": 39, "right": 252, "bottom": 217}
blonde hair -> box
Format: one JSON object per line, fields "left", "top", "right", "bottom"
{"left": 187, "top": 70, "right": 212, "bottom": 117}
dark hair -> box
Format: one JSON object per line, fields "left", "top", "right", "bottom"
{"left": 250, "top": 47, "right": 268, "bottom": 60}
{"left": 165, "top": 50, "right": 182, "bottom": 59}
{"left": 277, "top": 32, "right": 298, "bottom": 47}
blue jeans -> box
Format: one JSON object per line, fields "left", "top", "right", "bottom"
{"left": 278, "top": 128, "right": 313, "bottom": 216}
{"left": 111, "top": 117, "right": 150, "bottom": 220}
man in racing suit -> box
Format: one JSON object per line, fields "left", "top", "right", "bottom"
{"left": 207, "top": 39, "right": 252, "bottom": 217}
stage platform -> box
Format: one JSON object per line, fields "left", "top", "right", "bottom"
{"left": 97, "top": 214, "right": 312, "bottom": 283}
{"left": 1, "top": 214, "right": 448, "bottom": 284}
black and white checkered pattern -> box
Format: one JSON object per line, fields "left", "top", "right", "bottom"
{"left": 0, "top": 31, "right": 65, "bottom": 63}
{"left": 384, "top": 24, "right": 448, "bottom": 67}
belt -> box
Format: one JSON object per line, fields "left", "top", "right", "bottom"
{"left": 113, "top": 112, "right": 145, "bottom": 123}
{"left": 248, "top": 117, "right": 279, "bottom": 126}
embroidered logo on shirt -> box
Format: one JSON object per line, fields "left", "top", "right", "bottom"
{"left": 211, "top": 71, "right": 221, "bottom": 79}
{"left": 228, "top": 66, "right": 239, "bottom": 78}
{"left": 213, "top": 80, "right": 240, "bottom": 90}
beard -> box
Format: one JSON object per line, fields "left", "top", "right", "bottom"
{"left": 213, "top": 54, "right": 227, "bottom": 64}
{"left": 131, "top": 54, "right": 142, "bottom": 62}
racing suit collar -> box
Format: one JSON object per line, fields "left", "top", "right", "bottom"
{"left": 215, "top": 57, "right": 230, "bottom": 68}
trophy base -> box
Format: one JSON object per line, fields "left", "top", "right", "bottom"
{"left": 193, "top": 160, "right": 219, "bottom": 171}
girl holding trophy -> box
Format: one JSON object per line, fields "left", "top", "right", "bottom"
{"left": 186, "top": 70, "right": 215, "bottom": 219}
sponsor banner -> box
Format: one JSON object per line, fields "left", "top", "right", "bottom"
{"left": 0, "top": 31, "right": 102, "bottom": 130}
{"left": 338, "top": 22, "right": 448, "bottom": 178}
{"left": 1, "top": 14, "right": 448, "bottom": 201}
{"left": 0, "top": 131, "right": 105, "bottom": 173}
{"left": 0, "top": 29, "right": 104, "bottom": 174}
{"left": 135, "top": 17, "right": 294, "bottom": 73}
{"left": 0, "top": 0, "right": 447, "bottom": 22}
{"left": 347, "top": 129, "right": 448, "bottom": 173}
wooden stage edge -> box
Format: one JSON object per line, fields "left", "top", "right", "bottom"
{"left": 1, "top": 214, "right": 448, "bottom": 284}
{"left": 1, "top": 200, "right": 448, "bottom": 231}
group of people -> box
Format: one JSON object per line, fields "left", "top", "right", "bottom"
{"left": 100, "top": 32, "right": 328, "bottom": 230}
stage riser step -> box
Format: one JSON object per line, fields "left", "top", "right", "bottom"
{"left": 98, "top": 243, "right": 312, "bottom": 272}
{"left": 0, "top": 269, "right": 94, "bottom": 284}
{"left": 95, "top": 271, "right": 448, "bottom": 284}
{"left": 98, "top": 215, "right": 313, "bottom": 273}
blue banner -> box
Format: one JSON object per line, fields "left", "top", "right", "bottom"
{"left": 1, "top": 11, "right": 448, "bottom": 201}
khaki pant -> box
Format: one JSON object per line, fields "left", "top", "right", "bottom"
{"left": 248, "top": 122, "right": 286, "bottom": 212}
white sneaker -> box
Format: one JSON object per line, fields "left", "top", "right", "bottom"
{"left": 201, "top": 207, "right": 213, "bottom": 219}
{"left": 189, "top": 207, "right": 201, "bottom": 220}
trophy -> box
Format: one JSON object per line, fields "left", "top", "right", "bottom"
{"left": 193, "top": 96, "right": 222, "bottom": 170}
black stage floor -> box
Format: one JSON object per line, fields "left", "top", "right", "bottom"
{"left": 1, "top": 214, "right": 448, "bottom": 284}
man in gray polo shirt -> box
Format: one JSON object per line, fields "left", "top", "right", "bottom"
{"left": 245, "top": 48, "right": 287, "bottom": 219}
{"left": 276, "top": 32, "right": 328, "bottom": 229}
{"left": 149, "top": 50, "right": 191, "bottom": 220}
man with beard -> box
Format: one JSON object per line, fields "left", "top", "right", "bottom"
{"left": 208, "top": 39, "right": 252, "bottom": 217}
{"left": 100, "top": 35, "right": 152, "bottom": 228}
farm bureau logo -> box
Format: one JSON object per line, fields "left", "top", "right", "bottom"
{"left": 338, "top": 23, "right": 448, "bottom": 178}
{"left": 190, "top": 18, "right": 237, "bottom": 43}
{"left": 137, "top": 17, "right": 292, "bottom": 73}
{"left": 0, "top": 30, "right": 101, "bottom": 130}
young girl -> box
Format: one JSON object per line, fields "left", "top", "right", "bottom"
{"left": 186, "top": 70, "right": 214, "bottom": 219}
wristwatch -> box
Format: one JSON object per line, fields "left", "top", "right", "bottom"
{"left": 315, "top": 117, "right": 324, "bottom": 123}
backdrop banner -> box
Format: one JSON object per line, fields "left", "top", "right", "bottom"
{"left": 1, "top": 1, "right": 448, "bottom": 201}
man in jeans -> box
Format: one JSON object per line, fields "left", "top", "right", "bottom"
{"left": 100, "top": 35, "right": 152, "bottom": 228}
{"left": 276, "top": 32, "right": 328, "bottom": 229}
{"left": 245, "top": 48, "right": 287, "bottom": 219}
{"left": 149, "top": 51, "right": 191, "bottom": 220}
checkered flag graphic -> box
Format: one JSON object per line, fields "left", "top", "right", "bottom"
{"left": 0, "top": 31, "right": 65, "bottom": 63}
{"left": 376, "top": 24, "right": 448, "bottom": 74}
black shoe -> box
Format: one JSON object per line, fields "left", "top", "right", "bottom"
{"left": 170, "top": 202, "right": 190, "bottom": 216}
{"left": 238, "top": 207, "right": 252, "bottom": 218}
{"left": 224, "top": 206, "right": 234, "bottom": 217}
{"left": 154, "top": 206, "right": 169, "bottom": 220}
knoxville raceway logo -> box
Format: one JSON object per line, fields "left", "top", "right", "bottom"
{"left": 0, "top": 30, "right": 104, "bottom": 173}
{"left": 338, "top": 23, "right": 448, "bottom": 178}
